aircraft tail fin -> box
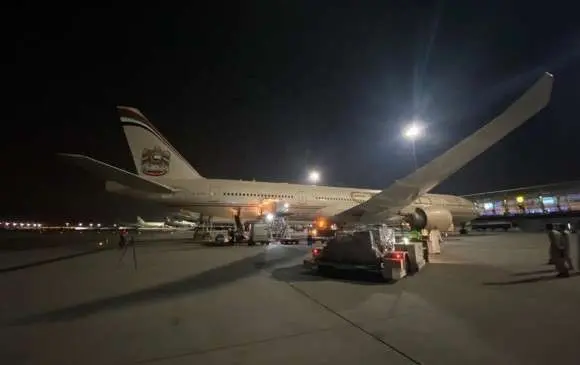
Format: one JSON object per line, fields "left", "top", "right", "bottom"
{"left": 117, "top": 106, "right": 204, "bottom": 181}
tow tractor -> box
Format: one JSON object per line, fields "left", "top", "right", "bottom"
{"left": 303, "top": 225, "right": 426, "bottom": 282}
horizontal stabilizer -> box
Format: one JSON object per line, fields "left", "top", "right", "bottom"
{"left": 58, "top": 153, "right": 176, "bottom": 194}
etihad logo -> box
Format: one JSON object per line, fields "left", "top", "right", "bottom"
{"left": 350, "top": 192, "right": 373, "bottom": 203}
{"left": 141, "top": 146, "right": 170, "bottom": 176}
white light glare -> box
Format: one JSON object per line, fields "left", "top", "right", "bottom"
{"left": 265, "top": 213, "right": 274, "bottom": 222}
{"left": 308, "top": 170, "right": 320, "bottom": 183}
{"left": 403, "top": 123, "right": 423, "bottom": 140}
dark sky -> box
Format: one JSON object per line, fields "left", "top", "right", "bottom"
{"left": 3, "top": 1, "right": 580, "bottom": 222}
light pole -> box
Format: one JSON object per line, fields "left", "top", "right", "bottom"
{"left": 403, "top": 123, "right": 423, "bottom": 169}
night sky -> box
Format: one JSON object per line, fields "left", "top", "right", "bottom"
{"left": 3, "top": 2, "right": 580, "bottom": 222}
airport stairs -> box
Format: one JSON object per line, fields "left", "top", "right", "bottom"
{"left": 270, "top": 217, "right": 288, "bottom": 239}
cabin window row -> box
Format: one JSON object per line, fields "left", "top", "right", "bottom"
{"left": 315, "top": 196, "right": 352, "bottom": 201}
{"left": 224, "top": 192, "right": 295, "bottom": 199}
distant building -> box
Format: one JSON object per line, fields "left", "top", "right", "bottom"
{"left": 462, "top": 180, "right": 580, "bottom": 217}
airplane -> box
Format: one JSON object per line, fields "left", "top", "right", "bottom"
{"left": 117, "top": 216, "right": 195, "bottom": 231}
{"left": 164, "top": 217, "right": 196, "bottom": 229}
{"left": 136, "top": 216, "right": 165, "bottom": 228}
{"left": 59, "top": 72, "right": 554, "bottom": 234}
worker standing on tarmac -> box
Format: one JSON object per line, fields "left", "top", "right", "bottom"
{"left": 546, "top": 223, "right": 568, "bottom": 277}
{"left": 306, "top": 233, "right": 314, "bottom": 247}
{"left": 420, "top": 228, "right": 430, "bottom": 262}
{"left": 559, "top": 223, "right": 574, "bottom": 271}
{"left": 577, "top": 221, "right": 580, "bottom": 270}
{"left": 429, "top": 227, "right": 442, "bottom": 255}
{"left": 546, "top": 223, "right": 557, "bottom": 265}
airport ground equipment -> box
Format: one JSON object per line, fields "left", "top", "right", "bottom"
{"left": 248, "top": 217, "right": 309, "bottom": 245}
{"left": 193, "top": 221, "right": 236, "bottom": 245}
{"left": 118, "top": 231, "right": 138, "bottom": 270}
{"left": 303, "top": 225, "right": 423, "bottom": 282}
{"left": 249, "top": 223, "right": 271, "bottom": 245}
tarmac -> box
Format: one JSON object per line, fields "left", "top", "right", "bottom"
{"left": 1, "top": 231, "right": 580, "bottom": 364}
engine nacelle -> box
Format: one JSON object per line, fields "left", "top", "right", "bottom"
{"left": 406, "top": 207, "right": 453, "bottom": 231}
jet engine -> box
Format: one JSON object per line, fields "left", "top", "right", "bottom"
{"left": 405, "top": 207, "right": 453, "bottom": 231}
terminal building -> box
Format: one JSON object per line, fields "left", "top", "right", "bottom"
{"left": 462, "top": 180, "right": 580, "bottom": 218}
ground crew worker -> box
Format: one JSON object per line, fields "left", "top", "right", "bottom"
{"left": 118, "top": 230, "right": 128, "bottom": 249}
{"left": 546, "top": 223, "right": 558, "bottom": 265}
{"left": 306, "top": 234, "right": 314, "bottom": 247}
{"left": 420, "top": 228, "right": 429, "bottom": 262}
{"left": 429, "top": 227, "right": 442, "bottom": 255}
{"left": 559, "top": 223, "right": 574, "bottom": 271}
{"left": 577, "top": 221, "right": 580, "bottom": 270}
{"left": 547, "top": 223, "right": 568, "bottom": 277}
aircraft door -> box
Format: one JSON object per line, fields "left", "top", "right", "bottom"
{"left": 209, "top": 185, "right": 221, "bottom": 202}
{"left": 296, "top": 191, "right": 307, "bottom": 205}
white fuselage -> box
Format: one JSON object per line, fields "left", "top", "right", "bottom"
{"left": 106, "top": 178, "right": 478, "bottom": 226}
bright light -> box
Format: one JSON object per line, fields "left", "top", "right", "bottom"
{"left": 283, "top": 202, "right": 290, "bottom": 209}
{"left": 308, "top": 170, "right": 320, "bottom": 184}
{"left": 516, "top": 196, "right": 524, "bottom": 203}
{"left": 89, "top": 223, "right": 94, "bottom": 227}
{"left": 78, "top": 223, "right": 83, "bottom": 226}
{"left": 265, "top": 213, "right": 274, "bottom": 222}
{"left": 403, "top": 123, "right": 423, "bottom": 140}
{"left": 97, "top": 223, "right": 101, "bottom": 227}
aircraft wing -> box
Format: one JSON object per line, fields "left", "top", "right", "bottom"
{"left": 333, "top": 72, "right": 554, "bottom": 223}
{"left": 58, "top": 153, "right": 177, "bottom": 194}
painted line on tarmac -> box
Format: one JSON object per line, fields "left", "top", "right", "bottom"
{"left": 0, "top": 247, "right": 109, "bottom": 274}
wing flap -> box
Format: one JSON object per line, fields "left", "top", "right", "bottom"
{"left": 58, "top": 153, "right": 176, "bottom": 194}
{"left": 334, "top": 72, "right": 554, "bottom": 223}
